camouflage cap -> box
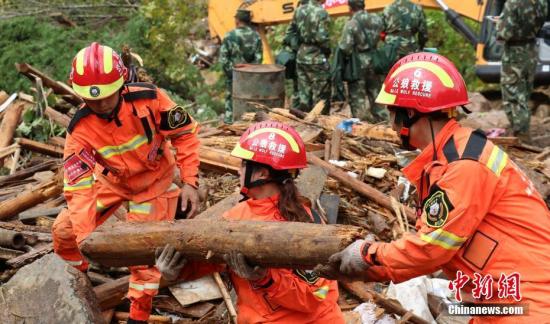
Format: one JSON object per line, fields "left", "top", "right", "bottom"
{"left": 348, "top": 0, "right": 365, "bottom": 9}
{"left": 235, "top": 9, "right": 252, "bottom": 23}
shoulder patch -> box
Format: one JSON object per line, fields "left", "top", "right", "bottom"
{"left": 293, "top": 269, "right": 320, "bottom": 285}
{"left": 422, "top": 187, "right": 454, "bottom": 228}
{"left": 160, "top": 105, "right": 191, "bottom": 130}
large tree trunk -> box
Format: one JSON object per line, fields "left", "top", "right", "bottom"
{"left": 81, "top": 219, "right": 366, "bottom": 268}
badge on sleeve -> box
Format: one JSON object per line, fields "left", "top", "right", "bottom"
{"left": 160, "top": 105, "right": 191, "bottom": 130}
{"left": 422, "top": 187, "right": 454, "bottom": 228}
{"left": 293, "top": 269, "right": 320, "bottom": 285}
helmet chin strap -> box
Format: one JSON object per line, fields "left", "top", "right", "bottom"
{"left": 395, "top": 109, "right": 420, "bottom": 151}
{"left": 240, "top": 160, "right": 294, "bottom": 201}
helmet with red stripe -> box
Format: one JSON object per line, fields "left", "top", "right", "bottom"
{"left": 375, "top": 52, "right": 469, "bottom": 148}
{"left": 70, "top": 42, "right": 127, "bottom": 100}
{"left": 231, "top": 121, "right": 307, "bottom": 195}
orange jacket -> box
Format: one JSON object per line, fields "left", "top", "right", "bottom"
{"left": 364, "top": 120, "right": 550, "bottom": 322}
{"left": 63, "top": 83, "right": 200, "bottom": 242}
{"left": 221, "top": 195, "right": 344, "bottom": 324}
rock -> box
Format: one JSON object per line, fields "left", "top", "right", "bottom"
{"left": 459, "top": 110, "right": 510, "bottom": 131}
{"left": 0, "top": 254, "right": 104, "bottom": 324}
{"left": 465, "top": 92, "right": 491, "bottom": 113}
{"left": 534, "top": 104, "right": 550, "bottom": 119}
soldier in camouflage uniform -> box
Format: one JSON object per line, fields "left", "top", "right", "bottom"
{"left": 219, "top": 9, "right": 263, "bottom": 124}
{"left": 293, "top": 0, "right": 331, "bottom": 113}
{"left": 383, "top": 0, "right": 428, "bottom": 59}
{"left": 338, "top": 0, "right": 387, "bottom": 122}
{"left": 497, "top": 0, "right": 547, "bottom": 139}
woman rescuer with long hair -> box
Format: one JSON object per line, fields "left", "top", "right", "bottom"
{"left": 153, "top": 121, "right": 345, "bottom": 324}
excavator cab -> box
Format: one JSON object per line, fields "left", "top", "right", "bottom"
{"left": 476, "top": 0, "right": 550, "bottom": 84}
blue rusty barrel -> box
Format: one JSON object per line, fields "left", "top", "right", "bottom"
{"left": 232, "top": 64, "right": 285, "bottom": 121}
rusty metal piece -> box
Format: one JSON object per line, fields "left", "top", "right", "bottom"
{"left": 232, "top": 64, "right": 285, "bottom": 121}
{"left": 0, "top": 228, "right": 26, "bottom": 249}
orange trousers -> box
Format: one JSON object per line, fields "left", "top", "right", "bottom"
{"left": 52, "top": 182, "right": 180, "bottom": 321}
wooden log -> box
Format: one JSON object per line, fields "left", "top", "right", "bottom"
{"left": 80, "top": 219, "right": 366, "bottom": 268}
{"left": 308, "top": 154, "right": 416, "bottom": 222}
{"left": 15, "top": 63, "right": 83, "bottom": 106}
{"left": 15, "top": 137, "right": 64, "bottom": 157}
{"left": 94, "top": 275, "right": 130, "bottom": 310}
{"left": 0, "top": 178, "right": 63, "bottom": 220}
{"left": 45, "top": 106, "right": 71, "bottom": 128}
{"left": 0, "top": 228, "right": 26, "bottom": 249}
{"left": 199, "top": 146, "right": 240, "bottom": 173}
{"left": 6, "top": 243, "right": 53, "bottom": 268}
{"left": 213, "top": 272, "right": 238, "bottom": 324}
{"left": 87, "top": 271, "right": 114, "bottom": 285}
{"left": 19, "top": 206, "right": 64, "bottom": 223}
{"left": 330, "top": 128, "right": 343, "bottom": 161}
{"left": 113, "top": 312, "right": 171, "bottom": 323}
{"left": 0, "top": 160, "right": 59, "bottom": 187}
{"left": 0, "top": 102, "right": 25, "bottom": 166}
{"left": 0, "top": 246, "right": 24, "bottom": 260}
{"left": 342, "top": 281, "right": 429, "bottom": 324}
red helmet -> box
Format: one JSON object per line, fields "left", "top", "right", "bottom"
{"left": 231, "top": 121, "right": 307, "bottom": 170}
{"left": 70, "top": 42, "right": 127, "bottom": 100}
{"left": 375, "top": 52, "right": 469, "bottom": 113}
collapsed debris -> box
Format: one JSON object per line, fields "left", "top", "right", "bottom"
{"left": 0, "top": 63, "right": 548, "bottom": 323}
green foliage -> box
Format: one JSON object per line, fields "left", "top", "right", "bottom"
{"left": 17, "top": 108, "right": 66, "bottom": 142}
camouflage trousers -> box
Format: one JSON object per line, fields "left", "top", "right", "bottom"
{"left": 501, "top": 43, "right": 537, "bottom": 135}
{"left": 296, "top": 62, "right": 331, "bottom": 113}
{"left": 348, "top": 70, "right": 388, "bottom": 123}
{"left": 224, "top": 79, "right": 233, "bottom": 124}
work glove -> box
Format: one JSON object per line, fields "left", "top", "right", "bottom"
{"left": 155, "top": 244, "right": 187, "bottom": 282}
{"left": 315, "top": 235, "right": 376, "bottom": 281}
{"left": 223, "top": 251, "right": 267, "bottom": 282}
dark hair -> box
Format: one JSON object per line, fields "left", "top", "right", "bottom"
{"left": 277, "top": 179, "right": 313, "bottom": 223}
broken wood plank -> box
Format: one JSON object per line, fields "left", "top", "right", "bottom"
{"left": 6, "top": 243, "right": 53, "bottom": 268}
{"left": 15, "top": 137, "right": 64, "bottom": 157}
{"left": 489, "top": 136, "right": 518, "bottom": 146}
{"left": 0, "top": 246, "right": 24, "bottom": 260}
{"left": 45, "top": 106, "right": 71, "bottom": 128}
{"left": 199, "top": 146, "right": 240, "bottom": 173}
{"left": 9, "top": 145, "right": 21, "bottom": 174}
{"left": 87, "top": 271, "right": 114, "bottom": 285}
{"left": 81, "top": 219, "right": 367, "bottom": 268}
{"left": 324, "top": 139, "right": 331, "bottom": 161}
{"left": 94, "top": 275, "right": 130, "bottom": 310}
{"left": 330, "top": 128, "right": 343, "bottom": 161}
{"left": 213, "top": 272, "right": 237, "bottom": 324}
{"left": 308, "top": 154, "right": 416, "bottom": 222}
{"left": 342, "top": 281, "right": 429, "bottom": 324}
{"left": 0, "top": 177, "right": 63, "bottom": 220}
{"left": 15, "top": 63, "right": 83, "bottom": 106}
{"left": 317, "top": 115, "right": 400, "bottom": 143}
{"left": 153, "top": 297, "right": 215, "bottom": 318}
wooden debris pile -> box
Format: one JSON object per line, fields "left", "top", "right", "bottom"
{"left": 0, "top": 63, "right": 549, "bottom": 324}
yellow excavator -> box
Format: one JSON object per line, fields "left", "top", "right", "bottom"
{"left": 208, "top": 0, "right": 550, "bottom": 84}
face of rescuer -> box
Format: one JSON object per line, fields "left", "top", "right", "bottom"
{"left": 83, "top": 91, "right": 120, "bottom": 115}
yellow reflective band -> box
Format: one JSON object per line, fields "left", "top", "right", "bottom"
{"left": 391, "top": 61, "right": 454, "bottom": 88}
{"left": 486, "top": 146, "right": 508, "bottom": 177}
{"left": 72, "top": 76, "right": 124, "bottom": 100}
{"left": 75, "top": 48, "right": 86, "bottom": 76}
{"left": 63, "top": 176, "right": 93, "bottom": 192}
{"left": 420, "top": 228, "right": 467, "bottom": 250}
{"left": 128, "top": 282, "right": 160, "bottom": 291}
{"left": 231, "top": 143, "right": 255, "bottom": 160}
{"left": 313, "top": 285, "right": 330, "bottom": 300}
{"left": 98, "top": 134, "right": 148, "bottom": 159}
{"left": 376, "top": 87, "right": 397, "bottom": 105}
{"left": 129, "top": 201, "right": 152, "bottom": 215}
{"left": 246, "top": 128, "right": 300, "bottom": 153}
{"left": 96, "top": 199, "right": 107, "bottom": 212}
{"left": 103, "top": 46, "right": 113, "bottom": 73}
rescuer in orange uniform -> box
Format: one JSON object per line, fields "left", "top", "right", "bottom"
{"left": 321, "top": 53, "right": 550, "bottom": 323}
{"left": 154, "top": 121, "right": 345, "bottom": 324}
{"left": 52, "top": 42, "right": 200, "bottom": 323}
